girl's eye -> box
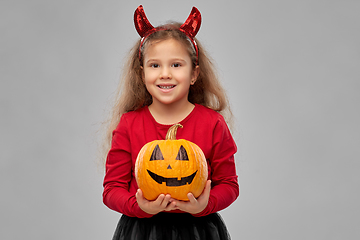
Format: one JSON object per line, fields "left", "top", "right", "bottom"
{"left": 172, "top": 63, "right": 181, "bottom": 67}
{"left": 151, "top": 64, "right": 159, "bottom": 68}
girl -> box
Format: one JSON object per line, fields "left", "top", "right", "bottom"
{"left": 102, "top": 5, "right": 239, "bottom": 240}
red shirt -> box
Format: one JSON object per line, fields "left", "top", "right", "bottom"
{"left": 103, "top": 104, "right": 239, "bottom": 218}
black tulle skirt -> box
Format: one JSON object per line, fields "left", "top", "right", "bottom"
{"left": 112, "top": 212, "right": 231, "bottom": 240}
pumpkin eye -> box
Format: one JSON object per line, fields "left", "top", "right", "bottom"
{"left": 176, "top": 145, "right": 189, "bottom": 161}
{"left": 150, "top": 144, "right": 164, "bottom": 161}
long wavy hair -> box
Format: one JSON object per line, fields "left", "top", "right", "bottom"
{"left": 100, "top": 22, "right": 233, "bottom": 163}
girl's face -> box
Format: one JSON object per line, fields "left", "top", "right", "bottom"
{"left": 142, "top": 38, "right": 199, "bottom": 108}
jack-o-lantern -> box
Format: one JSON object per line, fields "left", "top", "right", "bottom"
{"left": 135, "top": 124, "right": 208, "bottom": 201}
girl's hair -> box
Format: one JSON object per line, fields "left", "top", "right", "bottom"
{"left": 100, "top": 22, "right": 233, "bottom": 163}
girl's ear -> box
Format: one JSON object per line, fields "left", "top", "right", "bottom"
{"left": 191, "top": 66, "right": 200, "bottom": 85}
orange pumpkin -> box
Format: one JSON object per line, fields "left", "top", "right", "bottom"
{"left": 135, "top": 124, "right": 208, "bottom": 201}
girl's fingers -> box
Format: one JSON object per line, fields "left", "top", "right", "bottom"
{"left": 161, "top": 194, "right": 171, "bottom": 207}
{"left": 198, "top": 180, "right": 211, "bottom": 200}
{"left": 170, "top": 180, "right": 212, "bottom": 214}
{"left": 154, "top": 194, "right": 165, "bottom": 205}
{"left": 135, "top": 189, "right": 144, "bottom": 202}
{"left": 137, "top": 186, "right": 212, "bottom": 214}
{"left": 164, "top": 200, "right": 177, "bottom": 211}
{"left": 205, "top": 180, "right": 211, "bottom": 193}
{"left": 187, "top": 193, "right": 197, "bottom": 204}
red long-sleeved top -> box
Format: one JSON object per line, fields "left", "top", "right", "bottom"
{"left": 103, "top": 104, "right": 239, "bottom": 218}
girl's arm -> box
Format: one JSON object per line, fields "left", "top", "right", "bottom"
{"left": 103, "top": 148, "right": 153, "bottom": 218}
{"left": 174, "top": 116, "right": 239, "bottom": 216}
{"left": 102, "top": 116, "right": 154, "bottom": 218}
{"left": 197, "top": 116, "right": 239, "bottom": 216}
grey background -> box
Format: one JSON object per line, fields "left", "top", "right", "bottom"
{"left": 1, "top": 0, "right": 359, "bottom": 239}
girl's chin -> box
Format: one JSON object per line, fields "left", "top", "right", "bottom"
{"left": 151, "top": 98, "right": 191, "bottom": 108}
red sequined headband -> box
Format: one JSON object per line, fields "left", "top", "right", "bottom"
{"left": 134, "top": 5, "right": 201, "bottom": 63}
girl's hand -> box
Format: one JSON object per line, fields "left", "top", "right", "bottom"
{"left": 135, "top": 189, "right": 177, "bottom": 215}
{"left": 172, "top": 180, "right": 211, "bottom": 214}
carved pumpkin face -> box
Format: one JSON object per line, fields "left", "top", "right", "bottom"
{"left": 135, "top": 124, "right": 208, "bottom": 201}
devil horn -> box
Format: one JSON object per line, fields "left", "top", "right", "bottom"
{"left": 180, "top": 7, "right": 202, "bottom": 39}
{"left": 134, "top": 5, "right": 155, "bottom": 37}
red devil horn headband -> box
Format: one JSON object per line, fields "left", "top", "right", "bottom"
{"left": 134, "top": 5, "right": 201, "bottom": 63}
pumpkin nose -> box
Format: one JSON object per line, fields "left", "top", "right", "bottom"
{"left": 167, "top": 164, "right": 172, "bottom": 169}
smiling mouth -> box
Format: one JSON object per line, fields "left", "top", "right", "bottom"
{"left": 158, "top": 85, "right": 175, "bottom": 89}
{"left": 147, "top": 170, "right": 197, "bottom": 186}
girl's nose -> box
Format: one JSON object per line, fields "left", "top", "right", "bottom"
{"left": 160, "top": 67, "right": 171, "bottom": 79}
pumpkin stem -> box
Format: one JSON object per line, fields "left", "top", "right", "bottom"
{"left": 165, "top": 123, "right": 183, "bottom": 140}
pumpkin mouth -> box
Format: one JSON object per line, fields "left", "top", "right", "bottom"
{"left": 147, "top": 170, "right": 197, "bottom": 187}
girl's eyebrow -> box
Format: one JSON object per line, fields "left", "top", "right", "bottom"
{"left": 145, "top": 58, "right": 187, "bottom": 64}
{"left": 144, "top": 58, "right": 159, "bottom": 64}
{"left": 171, "top": 58, "right": 187, "bottom": 62}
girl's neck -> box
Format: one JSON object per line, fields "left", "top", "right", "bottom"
{"left": 148, "top": 101, "right": 195, "bottom": 125}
